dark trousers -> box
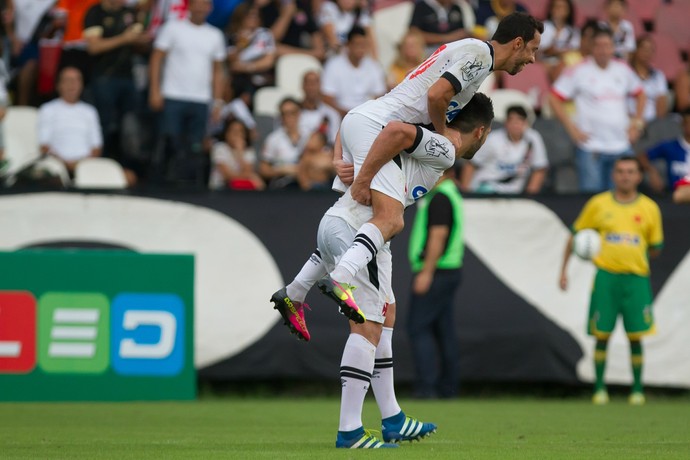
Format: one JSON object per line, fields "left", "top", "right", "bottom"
{"left": 90, "top": 76, "right": 137, "bottom": 160}
{"left": 407, "top": 268, "right": 462, "bottom": 398}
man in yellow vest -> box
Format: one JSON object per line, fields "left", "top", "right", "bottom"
{"left": 407, "top": 166, "right": 464, "bottom": 398}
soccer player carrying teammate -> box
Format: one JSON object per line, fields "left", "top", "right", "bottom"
{"left": 273, "top": 94, "right": 494, "bottom": 448}
{"left": 559, "top": 156, "right": 664, "bottom": 405}
{"left": 321, "top": 12, "right": 542, "bottom": 319}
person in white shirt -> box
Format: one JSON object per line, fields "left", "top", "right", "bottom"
{"left": 209, "top": 118, "right": 265, "bottom": 191}
{"left": 549, "top": 26, "right": 645, "bottom": 192}
{"left": 38, "top": 67, "right": 102, "bottom": 173}
{"left": 259, "top": 97, "right": 309, "bottom": 188}
{"left": 149, "top": 0, "right": 226, "bottom": 182}
{"left": 299, "top": 70, "right": 341, "bottom": 145}
{"left": 538, "top": 0, "right": 580, "bottom": 81}
{"left": 461, "top": 105, "right": 548, "bottom": 194}
{"left": 599, "top": 0, "right": 635, "bottom": 60}
{"left": 628, "top": 35, "right": 668, "bottom": 123}
{"left": 321, "top": 26, "right": 386, "bottom": 117}
{"left": 319, "top": 0, "right": 374, "bottom": 56}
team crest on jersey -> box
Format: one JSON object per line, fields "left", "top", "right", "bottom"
{"left": 461, "top": 58, "right": 485, "bottom": 82}
{"left": 425, "top": 137, "right": 451, "bottom": 159}
{"left": 412, "top": 185, "right": 428, "bottom": 200}
{"left": 446, "top": 100, "right": 461, "bottom": 123}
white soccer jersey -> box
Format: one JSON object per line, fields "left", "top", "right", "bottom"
{"left": 326, "top": 123, "right": 453, "bottom": 230}
{"left": 552, "top": 57, "right": 643, "bottom": 153}
{"left": 350, "top": 38, "right": 494, "bottom": 126}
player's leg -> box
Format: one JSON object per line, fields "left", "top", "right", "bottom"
{"left": 318, "top": 215, "right": 397, "bottom": 448}
{"left": 621, "top": 274, "right": 655, "bottom": 405}
{"left": 271, "top": 249, "right": 327, "bottom": 341}
{"left": 588, "top": 269, "right": 618, "bottom": 404}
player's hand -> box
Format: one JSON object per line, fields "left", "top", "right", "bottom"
{"left": 413, "top": 272, "right": 433, "bottom": 295}
{"left": 334, "top": 159, "right": 354, "bottom": 185}
{"left": 350, "top": 178, "right": 372, "bottom": 206}
{"left": 559, "top": 273, "right": 568, "bottom": 291}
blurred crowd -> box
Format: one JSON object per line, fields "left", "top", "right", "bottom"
{"left": 0, "top": 0, "right": 688, "bottom": 193}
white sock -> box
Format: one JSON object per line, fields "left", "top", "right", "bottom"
{"left": 330, "top": 223, "right": 385, "bottom": 284}
{"left": 338, "top": 333, "right": 376, "bottom": 432}
{"left": 371, "top": 327, "right": 401, "bottom": 419}
{"left": 286, "top": 249, "right": 327, "bottom": 302}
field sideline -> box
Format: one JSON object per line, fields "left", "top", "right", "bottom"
{"left": 2, "top": 397, "right": 689, "bottom": 459}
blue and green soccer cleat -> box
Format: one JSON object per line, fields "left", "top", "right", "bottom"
{"left": 335, "top": 427, "right": 398, "bottom": 448}
{"left": 382, "top": 411, "right": 437, "bottom": 442}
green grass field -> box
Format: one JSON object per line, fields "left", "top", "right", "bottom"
{"left": 2, "top": 397, "right": 690, "bottom": 459}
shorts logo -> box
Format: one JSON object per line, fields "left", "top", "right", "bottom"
{"left": 446, "top": 100, "right": 461, "bottom": 123}
{"left": 461, "top": 58, "right": 485, "bottom": 83}
{"left": 412, "top": 186, "right": 428, "bottom": 200}
{"left": 425, "top": 137, "right": 450, "bottom": 158}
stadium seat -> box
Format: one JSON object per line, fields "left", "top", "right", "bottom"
{"left": 634, "top": 114, "right": 682, "bottom": 154}
{"left": 275, "top": 54, "right": 322, "bottom": 99}
{"left": 489, "top": 89, "right": 536, "bottom": 124}
{"left": 372, "top": 1, "right": 414, "bottom": 71}
{"left": 523, "top": 0, "right": 550, "bottom": 20}
{"left": 254, "top": 86, "right": 291, "bottom": 117}
{"left": 574, "top": 0, "right": 606, "bottom": 26}
{"left": 656, "top": 3, "right": 690, "bottom": 52}
{"left": 2, "top": 106, "right": 40, "bottom": 176}
{"left": 627, "top": 0, "right": 662, "bottom": 22}
{"left": 502, "top": 61, "right": 550, "bottom": 110}
{"left": 73, "top": 157, "right": 128, "bottom": 189}
{"left": 254, "top": 114, "right": 276, "bottom": 155}
{"left": 649, "top": 33, "right": 684, "bottom": 82}
{"left": 533, "top": 117, "right": 578, "bottom": 193}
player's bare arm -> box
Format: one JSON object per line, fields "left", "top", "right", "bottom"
{"left": 350, "top": 121, "right": 419, "bottom": 206}
{"left": 559, "top": 234, "right": 574, "bottom": 291}
{"left": 332, "top": 130, "right": 354, "bottom": 186}
{"left": 428, "top": 79, "right": 461, "bottom": 150}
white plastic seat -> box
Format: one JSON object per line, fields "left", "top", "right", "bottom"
{"left": 275, "top": 54, "right": 322, "bottom": 99}
{"left": 489, "top": 89, "right": 536, "bottom": 125}
{"left": 253, "top": 86, "right": 292, "bottom": 117}
{"left": 73, "top": 157, "right": 128, "bottom": 189}
{"left": 372, "top": 1, "right": 414, "bottom": 71}
{"left": 3, "top": 106, "right": 40, "bottom": 175}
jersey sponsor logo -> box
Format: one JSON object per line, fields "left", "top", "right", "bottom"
{"left": 446, "top": 100, "right": 461, "bottom": 123}
{"left": 412, "top": 185, "right": 428, "bottom": 200}
{"left": 424, "top": 137, "right": 450, "bottom": 159}
{"left": 408, "top": 44, "right": 446, "bottom": 79}
{"left": 460, "top": 57, "right": 485, "bottom": 83}
{"left": 604, "top": 232, "right": 641, "bottom": 245}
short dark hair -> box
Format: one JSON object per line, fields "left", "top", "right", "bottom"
{"left": 681, "top": 108, "right": 690, "bottom": 118}
{"left": 448, "top": 93, "right": 494, "bottom": 133}
{"left": 615, "top": 155, "right": 642, "bottom": 173}
{"left": 347, "top": 26, "right": 367, "bottom": 42}
{"left": 279, "top": 97, "right": 301, "bottom": 112}
{"left": 506, "top": 105, "right": 528, "bottom": 120}
{"left": 581, "top": 19, "right": 601, "bottom": 37}
{"left": 593, "top": 25, "right": 614, "bottom": 40}
{"left": 491, "top": 12, "right": 544, "bottom": 45}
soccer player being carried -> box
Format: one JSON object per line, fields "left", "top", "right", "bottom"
{"left": 559, "top": 156, "right": 664, "bottom": 405}
{"left": 273, "top": 93, "right": 495, "bottom": 448}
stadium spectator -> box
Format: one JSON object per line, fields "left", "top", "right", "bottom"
{"left": 209, "top": 118, "right": 265, "bottom": 190}
{"left": 83, "top": 0, "right": 150, "bottom": 160}
{"left": 407, "top": 166, "right": 464, "bottom": 399}
{"left": 637, "top": 108, "right": 690, "bottom": 194}
{"left": 474, "top": 0, "right": 528, "bottom": 40}
{"left": 207, "top": 0, "right": 244, "bottom": 31}
{"left": 538, "top": 0, "right": 579, "bottom": 82}
{"left": 599, "top": 0, "right": 635, "bottom": 60}
{"left": 409, "top": 0, "right": 469, "bottom": 54}
{"left": 320, "top": 0, "right": 374, "bottom": 57}
{"left": 296, "top": 131, "right": 334, "bottom": 190}
{"left": 386, "top": 29, "right": 426, "bottom": 89}
{"left": 321, "top": 26, "right": 386, "bottom": 117}
{"left": 37, "top": 67, "right": 102, "bottom": 175}
{"left": 461, "top": 105, "right": 548, "bottom": 194}
{"left": 561, "top": 19, "right": 598, "bottom": 69}
{"left": 549, "top": 27, "right": 645, "bottom": 192}
{"left": 258, "top": 97, "right": 308, "bottom": 188}
{"left": 674, "top": 62, "right": 690, "bottom": 112}
{"left": 54, "top": 0, "right": 100, "bottom": 80}
{"left": 298, "top": 70, "right": 340, "bottom": 145}
{"left": 628, "top": 35, "right": 668, "bottom": 123}
{"left": 673, "top": 175, "right": 690, "bottom": 204}
{"left": 7, "top": 0, "right": 54, "bottom": 106}
{"left": 227, "top": 3, "right": 277, "bottom": 96}
{"left": 257, "top": 0, "right": 325, "bottom": 59}
{"left": 147, "top": 0, "right": 189, "bottom": 37}
{"left": 149, "top": 0, "right": 225, "bottom": 184}
{"left": 559, "top": 156, "right": 663, "bottom": 406}
{"left": 212, "top": 82, "right": 257, "bottom": 141}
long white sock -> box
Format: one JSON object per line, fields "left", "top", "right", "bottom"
{"left": 371, "top": 327, "right": 401, "bottom": 419}
{"left": 330, "top": 223, "right": 385, "bottom": 284}
{"left": 286, "top": 249, "right": 327, "bottom": 302}
{"left": 339, "top": 333, "right": 376, "bottom": 432}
